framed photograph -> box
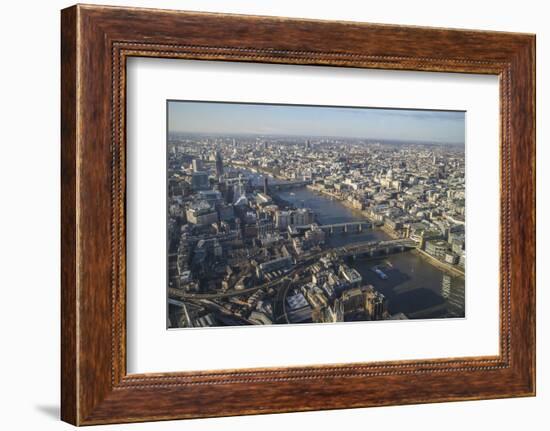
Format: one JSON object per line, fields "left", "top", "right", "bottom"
{"left": 61, "top": 4, "right": 536, "bottom": 425}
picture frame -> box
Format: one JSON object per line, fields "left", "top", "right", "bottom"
{"left": 61, "top": 4, "right": 535, "bottom": 425}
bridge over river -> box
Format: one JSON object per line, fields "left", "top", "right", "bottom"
{"left": 294, "top": 221, "right": 372, "bottom": 235}
{"left": 336, "top": 238, "right": 417, "bottom": 258}
{"left": 252, "top": 180, "right": 312, "bottom": 191}
{"left": 169, "top": 238, "right": 417, "bottom": 301}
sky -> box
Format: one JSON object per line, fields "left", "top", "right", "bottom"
{"left": 168, "top": 101, "right": 465, "bottom": 145}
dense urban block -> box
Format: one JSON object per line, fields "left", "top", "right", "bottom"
{"left": 167, "top": 103, "right": 465, "bottom": 328}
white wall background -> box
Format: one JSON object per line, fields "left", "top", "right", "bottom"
{"left": 0, "top": 0, "right": 546, "bottom": 429}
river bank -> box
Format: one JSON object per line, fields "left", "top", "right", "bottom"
{"left": 227, "top": 168, "right": 465, "bottom": 318}
{"left": 275, "top": 186, "right": 465, "bottom": 318}
{"left": 228, "top": 162, "right": 290, "bottom": 182}
{"left": 414, "top": 248, "right": 465, "bottom": 278}
{"left": 305, "top": 184, "right": 464, "bottom": 278}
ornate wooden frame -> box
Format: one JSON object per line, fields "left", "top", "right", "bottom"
{"left": 61, "top": 4, "right": 536, "bottom": 425}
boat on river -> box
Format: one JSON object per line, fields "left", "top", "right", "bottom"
{"left": 371, "top": 267, "right": 389, "bottom": 280}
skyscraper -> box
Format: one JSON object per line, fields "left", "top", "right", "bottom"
{"left": 191, "top": 171, "right": 209, "bottom": 191}
{"left": 215, "top": 150, "right": 224, "bottom": 178}
{"left": 192, "top": 158, "right": 202, "bottom": 172}
{"left": 263, "top": 176, "right": 269, "bottom": 195}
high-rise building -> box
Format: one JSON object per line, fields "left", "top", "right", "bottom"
{"left": 216, "top": 203, "right": 235, "bottom": 222}
{"left": 275, "top": 210, "right": 290, "bottom": 230}
{"left": 256, "top": 217, "right": 274, "bottom": 238}
{"left": 232, "top": 180, "right": 246, "bottom": 205}
{"left": 215, "top": 150, "right": 224, "bottom": 178}
{"left": 263, "top": 176, "right": 269, "bottom": 195}
{"left": 191, "top": 171, "right": 209, "bottom": 191}
{"left": 192, "top": 158, "right": 202, "bottom": 172}
{"left": 291, "top": 208, "right": 314, "bottom": 226}
{"left": 366, "top": 290, "right": 388, "bottom": 320}
{"left": 338, "top": 285, "right": 387, "bottom": 320}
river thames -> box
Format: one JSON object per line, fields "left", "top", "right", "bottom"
{"left": 235, "top": 168, "right": 466, "bottom": 319}
{"left": 275, "top": 187, "right": 465, "bottom": 319}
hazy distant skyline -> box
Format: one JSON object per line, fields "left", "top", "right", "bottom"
{"left": 168, "top": 101, "right": 465, "bottom": 145}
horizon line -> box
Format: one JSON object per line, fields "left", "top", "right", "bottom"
{"left": 168, "top": 130, "right": 465, "bottom": 146}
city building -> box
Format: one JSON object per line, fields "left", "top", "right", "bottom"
{"left": 191, "top": 171, "right": 209, "bottom": 191}
{"left": 186, "top": 202, "right": 218, "bottom": 226}
{"left": 167, "top": 130, "right": 465, "bottom": 328}
{"left": 425, "top": 239, "right": 449, "bottom": 258}
{"left": 192, "top": 158, "right": 202, "bottom": 172}
{"left": 275, "top": 210, "right": 291, "bottom": 230}
{"left": 257, "top": 255, "right": 293, "bottom": 278}
{"left": 291, "top": 208, "right": 314, "bottom": 226}
{"left": 215, "top": 150, "right": 224, "bottom": 178}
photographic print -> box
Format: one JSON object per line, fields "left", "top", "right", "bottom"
{"left": 167, "top": 101, "right": 466, "bottom": 328}
{"left": 60, "top": 7, "right": 536, "bottom": 423}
